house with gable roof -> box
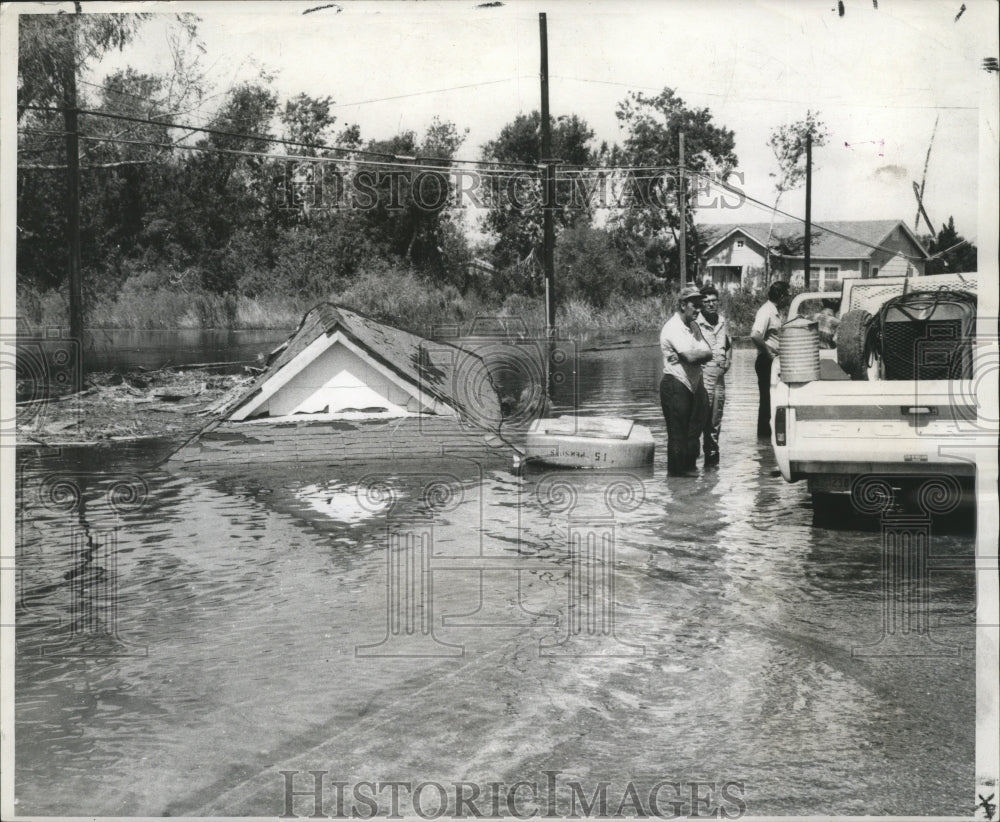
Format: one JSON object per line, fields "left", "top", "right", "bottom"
{"left": 697, "top": 219, "right": 930, "bottom": 291}
{"left": 168, "top": 304, "right": 516, "bottom": 467}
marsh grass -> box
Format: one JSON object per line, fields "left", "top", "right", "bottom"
{"left": 17, "top": 274, "right": 765, "bottom": 339}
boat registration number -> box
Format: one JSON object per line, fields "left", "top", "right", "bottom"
{"left": 549, "top": 447, "right": 609, "bottom": 461}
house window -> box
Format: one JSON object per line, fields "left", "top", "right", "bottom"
{"left": 736, "top": 239, "right": 744, "bottom": 248}
{"left": 872, "top": 266, "right": 879, "bottom": 277}
{"left": 806, "top": 266, "right": 839, "bottom": 290}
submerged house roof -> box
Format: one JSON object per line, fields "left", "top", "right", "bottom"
{"left": 221, "top": 304, "right": 503, "bottom": 430}
{"left": 699, "top": 220, "right": 930, "bottom": 260}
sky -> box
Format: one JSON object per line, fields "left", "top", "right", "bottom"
{"left": 7, "top": 0, "right": 1000, "bottom": 242}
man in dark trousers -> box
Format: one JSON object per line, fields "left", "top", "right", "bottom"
{"left": 750, "top": 280, "right": 791, "bottom": 438}
{"left": 659, "top": 284, "right": 713, "bottom": 476}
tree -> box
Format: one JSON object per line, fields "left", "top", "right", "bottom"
{"left": 282, "top": 93, "right": 336, "bottom": 154}
{"left": 480, "top": 111, "right": 596, "bottom": 267}
{"left": 16, "top": 12, "right": 204, "bottom": 297}
{"left": 17, "top": 11, "right": 155, "bottom": 119}
{"left": 609, "top": 88, "right": 737, "bottom": 282}
{"left": 554, "top": 225, "right": 656, "bottom": 308}
{"left": 764, "top": 110, "right": 829, "bottom": 279}
{"left": 925, "top": 217, "right": 977, "bottom": 274}
{"left": 358, "top": 117, "right": 469, "bottom": 272}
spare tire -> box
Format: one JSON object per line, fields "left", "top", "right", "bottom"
{"left": 837, "top": 309, "right": 873, "bottom": 380}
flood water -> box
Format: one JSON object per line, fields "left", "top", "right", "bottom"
{"left": 81, "top": 328, "right": 291, "bottom": 372}
{"left": 14, "top": 340, "right": 978, "bottom": 817}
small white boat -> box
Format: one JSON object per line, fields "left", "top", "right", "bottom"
{"left": 522, "top": 415, "right": 655, "bottom": 469}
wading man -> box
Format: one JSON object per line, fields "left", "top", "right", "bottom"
{"left": 750, "top": 280, "right": 791, "bottom": 438}
{"left": 696, "top": 284, "right": 732, "bottom": 466}
{"left": 660, "top": 285, "right": 713, "bottom": 476}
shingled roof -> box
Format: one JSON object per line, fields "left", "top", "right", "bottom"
{"left": 699, "top": 220, "right": 929, "bottom": 260}
{"left": 222, "top": 304, "right": 503, "bottom": 430}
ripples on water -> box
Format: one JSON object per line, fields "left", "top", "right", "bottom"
{"left": 14, "top": 344, "right": 976, "bottom": 816}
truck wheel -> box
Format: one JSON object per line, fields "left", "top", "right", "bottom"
{"left": 837, "top": 309, "right": 873, "bottom": 380}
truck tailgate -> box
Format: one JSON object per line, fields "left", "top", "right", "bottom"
{"left": 783, "top": 379, "right": 977, "bottom": 477}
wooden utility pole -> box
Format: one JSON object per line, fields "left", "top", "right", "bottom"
{"left": 64, "top": 11, "right": 84, "bottom": 391}
{"left": 539, "top": 12, "right": 556, "bottom": 338}
{"left": 678, "top": 132, "right": 686, "bottom": 287}
{"left": 803, "top": 132, "right": 812, "bottom": 290}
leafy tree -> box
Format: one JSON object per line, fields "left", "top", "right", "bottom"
{"left": 16, "top": 11, "right": 207, "bottom": 298}
{"left": 17, "top": 11, "right": 154, "bottom": 119}
{"left": 609, "top": 88, "right": 737, "bottom": 283}
{"left": 764, "top": 110, "right": 829, "bottom": 279}
{"left": 480, "top": 111, "right": 596, "bottom": 266}
{"left": 555, "top": 225, "right": 656, "bottom": 308}
{"left": 925, "top": 216, "right": 977, "bottom": 274}
{"left": 282, "top": 93, "right": 336, "bottom": 154}
{"left": 17, "top": 11, "right": 153, "bottom": 294}
{"left": 358, "top": 117, "right": 469, "bottom": 271}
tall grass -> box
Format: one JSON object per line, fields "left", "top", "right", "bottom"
{"left": 16, "top": 274, "right": 767, "bottom": 339}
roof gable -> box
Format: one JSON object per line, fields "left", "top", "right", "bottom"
{"left": 700, "top": 227, "right": 770, "bottom": 256}
{"left": 224, "top": 304, "right": 503, "bottom": 429}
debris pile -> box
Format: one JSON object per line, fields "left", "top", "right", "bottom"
{"left": 16, "top": 369, "right": 255, "bottom": 447}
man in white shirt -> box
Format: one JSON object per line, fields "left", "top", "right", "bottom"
{"left": 696, "top": 284, "right": 732, "bottom": 466}
{"left": 660, "top": 284, "right": 713, "bottom": 476}
{"left": 750, "top": 280, "right": 791, "bottom": 438}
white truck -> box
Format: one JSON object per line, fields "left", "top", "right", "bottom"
{"left": 769, "top": 272, "right": 979, "bottom": 517}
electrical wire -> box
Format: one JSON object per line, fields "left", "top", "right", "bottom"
{"left": 15, "top": 118, "right": 953, "bottom": 263}
{"left": 551, "top": 75, "right": 978, "bottom": 111}
{"left": 330, "top": 77, "right": 536, "bottom": 108}
{"left": 82, "top": 75, "right": 535, "bottom": 111}
{"left": 22, "top": 104, "right": 539, "bottom": 169}
{"left": 18, "top": 126, "right": 691, "bottom": 177}
{"left": 21, "top": 105, "right": 692, "bottom": 173}
{"left": 16, "top": 127, "right": 540, "bottom": 177}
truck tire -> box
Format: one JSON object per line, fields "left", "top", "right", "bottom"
{"left": 837, "top": 309, "right": 873, "bottom": 380}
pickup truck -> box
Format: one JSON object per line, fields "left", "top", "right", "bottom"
{"left": 769, "top": 272, "right": 979, "bottom": 518}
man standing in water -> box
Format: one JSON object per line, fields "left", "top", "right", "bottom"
{"left": 750, "top": 280, "right": 791, "bottom": 438}
{"left": 660, "top": 284, "right": 713, "bottom": 476}
{"left": 696, "top": 284, "right": 732, "bottom": 466}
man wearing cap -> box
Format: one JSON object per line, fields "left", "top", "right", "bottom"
{"left": 659, "top": 284, "right": 713, "bottom": 476}
{"left": 696, "top": 284, "right": 732, "bottom": 466}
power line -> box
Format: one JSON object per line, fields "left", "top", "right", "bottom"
{"left": 550, "top": 75, "right": 978, "bottom": 111}
{"left": 331, "top": 77, "right": 536, "bottom": 108}
{"left": 20, "top": 105, "right": 703, "bottom": 174}
{"left": 77, "top": 76, "right": 232, "bottom": 111}
{"left": 18, "top": 128, "right": 689, "bottom": 177}
{"left": 17, "top": 128, "right": 539, "bottom": 176}
{"left": 79, "top": 75, "right": 533, "bottom": 116}
{"left": 16, "top": 120, "right": 944, "bottom": 262}
{"left": 22, "top": 104, "right": 539, "bottom": 169}
{"left": 19, "top": 114, "right": 691, "bottom": 175}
